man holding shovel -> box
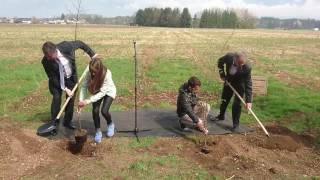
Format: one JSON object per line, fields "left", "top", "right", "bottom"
{"left": 41, "top": 40, "right": 99, "bottom": 132}
{"left": 214, "top": 52, "right": 252, "bottom": 133}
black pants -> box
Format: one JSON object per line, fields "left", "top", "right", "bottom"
{"left": 218, "top": 82, "right": 244, "bottom": 128}
{"left": 92, "top": 95, "right": 113, "bottom": 129}
{"left": 49, "top": 78, "right": 76, "bottom": 124}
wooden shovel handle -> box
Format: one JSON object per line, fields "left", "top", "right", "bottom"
{"left": 225, "top": 81, "right": 270, "bottom": 137}
{"left": 56, "top": 66, "right": 89, "bottom": 120}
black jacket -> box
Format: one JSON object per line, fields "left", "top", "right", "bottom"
{"left": 218, "top": 53, "right": 253, "bottom": 103}
{"left": 42, "top": 40, "right": 95, "bottom": 92}
{"left": 176, "top": 83, "right": 199, "bottom": 123}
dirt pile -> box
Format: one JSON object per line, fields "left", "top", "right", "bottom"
{"left": 248, "top": 135, "right": 301, "bottom": 152}
{"left": 0, "top": 119, "right": 54, "bottom": 179}
{"left": 145, "top": 125, "right": 319, "bottom": 179}
{"left": 56, "top": 138, "right": 98, "bottom": 157}
{"left": 247, "top": 125, "right": 315, "bottom": 152}
{"left": 1, "top": 118, "right": 319, "bottom": 179}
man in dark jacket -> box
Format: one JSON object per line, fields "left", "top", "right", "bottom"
{"left": 214, "top": 52, "right": 252, "bottom": 132}
{"left": 177, "top": 76, "right": 209, "bottom": 134}
{"left": 41, "top": 40, "right": 98, "bottom": 132}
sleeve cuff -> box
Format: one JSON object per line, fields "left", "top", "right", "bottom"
{"left": 91, "top": 54, "right": 98, "bottom": 59}
{"left": 193, "top": 117, "right": 199, "bottom": 123}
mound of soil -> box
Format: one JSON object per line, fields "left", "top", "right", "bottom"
{"left": 247, "top": 125, "right": 316, "bottom": 152}
{"left": 197, "top": 136, "right": 235, "bottom": 160}
{"left": 145, "top": 125, "right": 319, "bottom": 179}
{"left": 248, "top": 135, "right": 301, "bottom": 152}
{"left": 0, "top": 119, "right": 52, "bottom": 179}
{"left": 1, "top": 117, "right": 319, "bottom": 180}
{"left": 58, "top": 140, "right": 98, "bottom": 157}
{"left": 266, "top": 125, "right": 315, "bottom": 147}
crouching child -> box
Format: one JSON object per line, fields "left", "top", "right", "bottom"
{"left": 176, "top": 76, "right": 210, "bottom": 134}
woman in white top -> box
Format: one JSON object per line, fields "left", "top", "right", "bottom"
{"left": 78, "top": 59, "right": 116, "bottom": 143}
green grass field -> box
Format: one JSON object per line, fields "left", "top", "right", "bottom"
{"left": 1, "top": 24, "right": 319, "bottom": 132}
{"left": 0, "top": 24, "right": 319, "bottom": 179}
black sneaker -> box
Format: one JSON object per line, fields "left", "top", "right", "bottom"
{"left": 179, "top": 119, "right": 192, "bottom": 132}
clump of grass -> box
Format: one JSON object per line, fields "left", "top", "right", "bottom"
{"left": 0, "top": 59, "right": 46, "bottom": 117}
{"left": 129, "top": 136, "right": 157, "bottom": 149}
{"left": 146, "top": 58, "right": 216, "bottom": 93}
{"left": 124, "top": 154, "right": 211, "bottom": 179}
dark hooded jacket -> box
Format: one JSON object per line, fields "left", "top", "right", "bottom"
{"left": 176, "top": 83, "right": 199, "bottom": 123}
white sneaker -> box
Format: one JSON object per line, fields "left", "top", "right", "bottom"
{"left": 106, "top": 123, "right": 115, "bottom": 137}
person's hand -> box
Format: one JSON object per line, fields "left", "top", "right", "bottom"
{"left": 78, "top": 100, "right": 89, "bottom": 108}
{"left": 196, "top": 119, "right": 208, "bottom": 135}
{"left": 219, "top": 76, "right": 226, "bottom": 83}
{"left": 246, "top": 103, "right": 252, "bottom": 110}
{"left": 65, "top": 88, "right": 74, "bottom": 97}
{"left": 196, "top": 119, "right": 204, "bottom": 127}
{"left": 92, "top": 54, "right": 101, "bottom": 61}
{"left": 202, "top": 128, "right": 209, "bottom": 135}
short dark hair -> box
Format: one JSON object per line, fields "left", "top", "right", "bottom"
{"left": 188, "top": 76, "right": 201, "bottom": 88}
{"left": 234, "top": 52, "right": 246, "bottom": 63}
{"left": 42, "top": 41, "right": 56, "bottom": 55}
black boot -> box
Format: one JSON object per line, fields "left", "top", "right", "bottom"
{"left": 213, "top": 114, "right": 225, "bottom": 121}
{"left": 231, "top": 126, "right": 241, "bottom": 134}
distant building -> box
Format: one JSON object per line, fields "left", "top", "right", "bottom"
{"left": 12, "top": 18, "right": 32, "bottom": 24}
{"left": 22, "top": 20, "right": 32, "bottom": 24}
{"left": 0, "top": 17, "right": 8, "bottom": 23}
{"left": 9, "top": 18, "right": 15, "bottom": 23}
{"left": 314, "top": 28, "right": 319, "bottom": 31}
{"left": 48, "top": 19, "right": 65, "bottom": 24}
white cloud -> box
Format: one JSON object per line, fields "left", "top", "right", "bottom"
{"left": 242, "top": 0, "right": 320, "bottom": 19}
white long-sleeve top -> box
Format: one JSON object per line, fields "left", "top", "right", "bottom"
{"left": 79, "top": 69, "right": 116, "bottom": 104}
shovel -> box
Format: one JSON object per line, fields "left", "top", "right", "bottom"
{"left": 225, "top": 81, "right": 270, "bottom": 137}
{"left": 55, "top": 66, "right": 89, "bottom": 123}
{"left": 37, "top": 66, "right": 90, "bottom": 136}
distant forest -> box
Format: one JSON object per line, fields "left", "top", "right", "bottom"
{"left": 133, "top": 7, "right": 256, "bottom": 28}
{"left": 61, "top": 7, "right": 320, "bottom": 29}
{"left": 258, "top": 17, "right": 320, "bottom": 29}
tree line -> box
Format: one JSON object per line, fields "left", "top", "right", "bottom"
{"left": 258, "top": 17, "right": 320, "bottom": 29}
{"left": 199, "top": 8, "right": 256, "bottom": 28}
{"left": 135, "top": 7, "right": 192, "bottom": 27}
{"left": 57, "top": 11, "right": 320, "bottom": 29}
{"left": 134, "top": 7, "right": 256, "bottom": 29}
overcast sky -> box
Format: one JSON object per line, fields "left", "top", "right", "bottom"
{"left": 0, "top": 0, "right": 319, "bottom": 19}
